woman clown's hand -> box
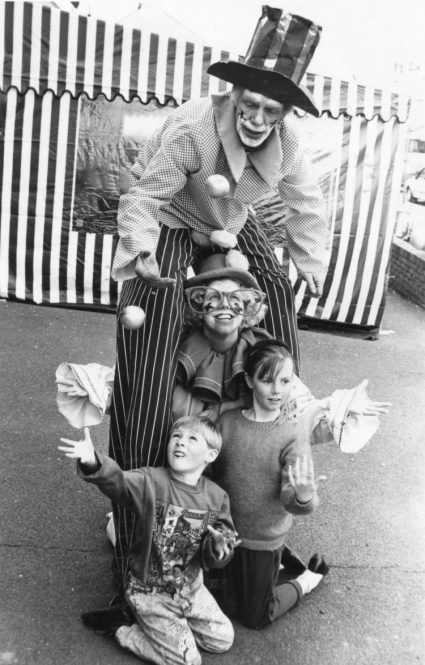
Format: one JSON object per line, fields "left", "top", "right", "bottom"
{"left": 58, "top": 427, "right": 97, "bottom": 468}
{"left": 348, "top": 379, "right": 391, "bottom": 416}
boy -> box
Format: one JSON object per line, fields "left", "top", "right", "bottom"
{"left": 58, "top": 416, "right": 237, "bottom": 665}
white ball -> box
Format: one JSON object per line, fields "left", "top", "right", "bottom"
{"left": 120, "top": 306, "right": 146, "bottom": 330}
{"left": 209, "top": 230, "right": 237, "bottom": 248}
{"left": 205, "top": 174, "right": 230, "bottom": 198}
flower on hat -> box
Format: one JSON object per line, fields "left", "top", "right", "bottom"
{"left": 224, "top": 249, "right": 250, "bottom": 270}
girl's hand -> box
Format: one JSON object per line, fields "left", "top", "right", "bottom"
{"left": 58, "top": 427, "right": 97, "bottom": 468}
{"left": 207, "top": 525, "right": 241, "bottom": 560}
{"left": 288, "top": 455, "right": 316, "bottom": 504}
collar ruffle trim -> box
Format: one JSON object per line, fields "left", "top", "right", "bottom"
{"left": 177, "top": 328, "right": 270, "bottom": 403}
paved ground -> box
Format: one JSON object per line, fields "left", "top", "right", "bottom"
{"left": 0, "top": 289, "right": 424, "bottom": 665}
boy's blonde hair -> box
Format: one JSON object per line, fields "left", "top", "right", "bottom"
{"left": 171, "top": 415, "right": 222, "bottom": 453}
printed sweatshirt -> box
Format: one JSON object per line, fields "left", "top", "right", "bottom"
{"left": 79, "top": 454, "right": 235, "bottom": 593}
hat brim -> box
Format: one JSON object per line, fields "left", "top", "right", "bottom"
{"left": 184, "top": 267, "right": 260, "bottom": 290}
{"left": 208, "top": 61, "right": 319, "bottom": 117}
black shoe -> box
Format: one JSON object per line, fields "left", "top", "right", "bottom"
{"left": 109, "top": 592, "right": 126, "bottom": 607}
{"left": 308, "top": 553, "right": 330, "bottom": 576}
{"left": 81, "top": 607, "right": 133, "bottom": 637}
{"left": 280, "top": 546, "right": 307, "bottom": 575}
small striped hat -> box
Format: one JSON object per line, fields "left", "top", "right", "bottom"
{"left": 208, "top": 6, "right": 322, "bottom": 116}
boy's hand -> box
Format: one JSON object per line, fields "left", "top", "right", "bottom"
{"left": 58, "top": 427, "right": 97, "bottom": 468}
{"left": 288, "top": 455, "right": 316, "bottom": 504}
{"left": 207, "top": 525, "right": 241, "bottom": 560}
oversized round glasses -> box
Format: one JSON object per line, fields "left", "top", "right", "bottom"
{"left": 185, "top": 286, "right": 266, "bottom": 317}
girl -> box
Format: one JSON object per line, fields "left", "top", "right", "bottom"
{"left": 212, "top": 339, "right": 328, "bottom": 630}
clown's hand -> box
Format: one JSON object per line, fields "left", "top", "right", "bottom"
{"left": 207, "top": 525, "right": 241, "bottom": 560}
{"left": 135, "top": 252, "right": 176, "bottom": 289}
{"left": 58, "top": 427, "right": 97, "bottom": 468}
{"left": 348, "top": 379, "right": 391, "bottom": 416}
{"left": 300, "top": 271, "right": 325, "bottom": 298}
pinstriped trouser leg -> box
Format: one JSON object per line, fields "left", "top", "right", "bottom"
{"left": 236, "top": 211, "right": 300, "bottom": 375}
{"left": 109, "top": 226, "right": 195, "bottom": 589}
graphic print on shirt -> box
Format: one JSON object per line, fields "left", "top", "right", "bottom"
{"left": 149, "top": 501, "right": 211, "bottom": 592}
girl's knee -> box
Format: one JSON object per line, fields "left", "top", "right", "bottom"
{"left": 240, "top": 607, "right": 269, "bottom": 630}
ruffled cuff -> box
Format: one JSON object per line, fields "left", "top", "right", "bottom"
{"left": 55, "top": 363, "right": 114, "bottom": 428}
{"left": 319, "top": 383, "right": 380, "bottom": 453}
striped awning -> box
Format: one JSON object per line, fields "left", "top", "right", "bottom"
{"left": 0, "top": 1, "right": 410, "bottom": 121}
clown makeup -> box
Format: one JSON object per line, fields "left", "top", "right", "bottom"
{"left": 201, "top": 278, "right": 246, "bottom": 351}
{"left": 232, "top": 88, "right": 288, "bottom": 148}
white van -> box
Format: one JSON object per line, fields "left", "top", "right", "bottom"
{"left": 404, "top": 137, "right": 425, "bottom": 181}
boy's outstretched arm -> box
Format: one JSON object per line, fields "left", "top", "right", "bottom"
{"left": 58, "top": 429, "right": 142, "bottom": 508}
{"left": 58, "top": 426, "right": 98, "bottom": 472}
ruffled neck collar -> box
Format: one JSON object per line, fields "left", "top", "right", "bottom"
{"left": 177, "top": 327, "right": 271, "bottom": 403}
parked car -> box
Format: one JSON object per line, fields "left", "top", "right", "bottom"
{"left": 405, "top": 168, "right": 425, "bottom": 203}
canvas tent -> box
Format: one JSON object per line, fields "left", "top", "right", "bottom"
{"left": 0, "top": 1, "right": 410, "bottom": 335}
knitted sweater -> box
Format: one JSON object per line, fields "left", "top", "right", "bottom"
{"left": 214, "top": 409, "right": 318, "bottom": 551}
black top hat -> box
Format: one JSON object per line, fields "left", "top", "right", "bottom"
{"left": 207, "top": 5, "right": 322, "bottom": 117}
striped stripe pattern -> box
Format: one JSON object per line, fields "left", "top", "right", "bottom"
{"left": 0, "top": 1, "right": 410, "bottom": 328}
{"left": 0, "top": 1, "right": 238, "bottom": 105}
{"left": 245, "top": 7, "right": 321, "bottom": 83}
{"left": 0, "top": 2, "right": 408, "bottom": 119}
{"left": 297, "top": 115, "right": 405, "bottom": 328}
{"left": 255, "top": 113, "right": 404, "bottom": 328}
{"left": 0, "top": 86, "right": 119, "bottom": 305}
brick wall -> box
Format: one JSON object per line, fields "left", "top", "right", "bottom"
{"left": 390, "top": 237, "right": 425, "bottom": 309}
